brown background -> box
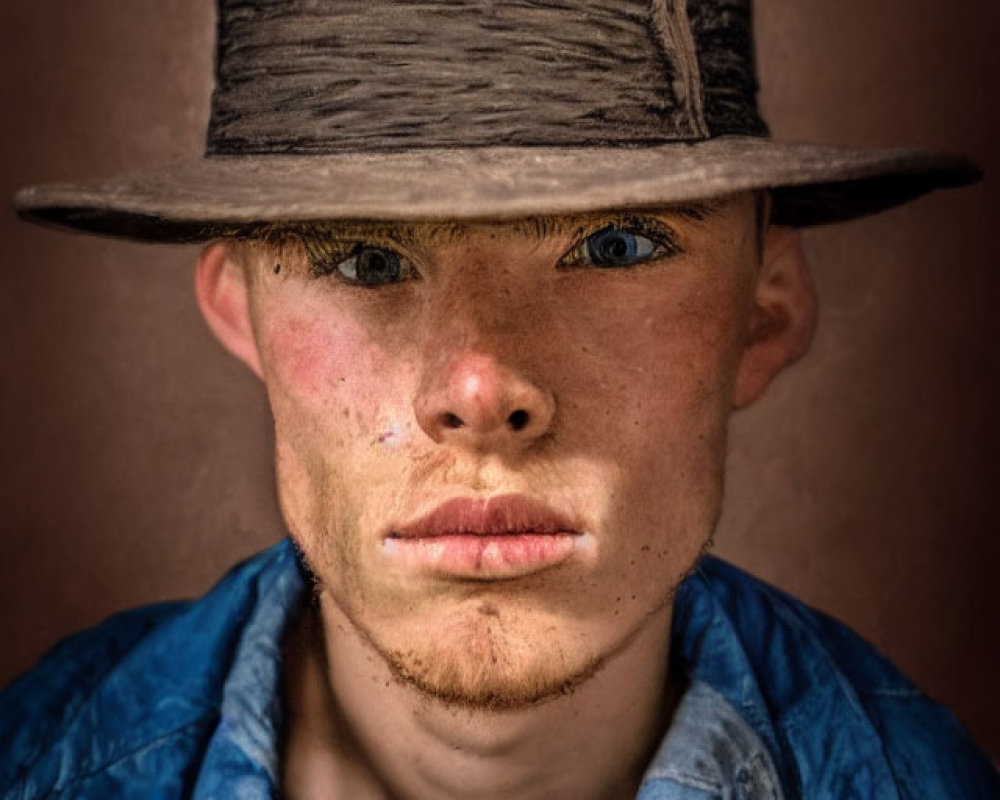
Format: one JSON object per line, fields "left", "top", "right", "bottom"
{"left": 2, "top": 0, "right": 998, "bottom": 761}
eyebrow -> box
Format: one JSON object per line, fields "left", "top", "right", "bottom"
{"left": 668, "top": 199, "right": 726, "bottom": 222}
{"left": 239, "top": 199, "right": 727, "bottom": 251}
{"left": 388, "top": 200, "right": 726, "bottom": 245}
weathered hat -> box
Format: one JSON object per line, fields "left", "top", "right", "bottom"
{"left": 14, "top": 0, "right": 980, "bottom": 241}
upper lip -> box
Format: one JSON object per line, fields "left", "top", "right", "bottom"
{"left": 387, "top": 494, "right": 578, "bottom": 539}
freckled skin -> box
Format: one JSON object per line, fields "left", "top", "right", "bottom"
{"left": 236, "top": 197, "right": 762, "bottom": 710}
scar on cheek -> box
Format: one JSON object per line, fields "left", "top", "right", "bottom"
{"left": 374, "top": 421, "right": 408, "bottom": 449}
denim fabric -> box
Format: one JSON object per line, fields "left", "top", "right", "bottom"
{"left": 1, "top": 539, "right": 996, "bottom": 799}
{"left": 638, "top": 681, "right": 784, "bottom": 799}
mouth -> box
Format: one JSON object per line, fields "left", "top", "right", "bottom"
{"left": 381, "top": 494, "right": 591, "bottom": 580}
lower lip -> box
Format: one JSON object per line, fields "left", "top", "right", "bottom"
{"left": 382, "top": 532, "right": 580, "bottom": 579}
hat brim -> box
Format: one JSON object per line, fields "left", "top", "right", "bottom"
{"left": 13, "top": 137, "right": 980, "bottom": 242}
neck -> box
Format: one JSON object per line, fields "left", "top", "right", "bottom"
{"left": 281, "top": 598, "right": 679, "bottom": 800}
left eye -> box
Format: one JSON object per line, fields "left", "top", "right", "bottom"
{"left": 562, "top": 226, "right": 671, "bottom": 269}
{"left": 321, "top": 245, "right": 408, "bottom": 286}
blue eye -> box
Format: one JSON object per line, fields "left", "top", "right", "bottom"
{"left": 329, "top": 245, "right": 406, "bottom": 286}
{"left": 585, "top": 228, "right": 655, "bottom": 266}
{"left": 561, "top": 222, "right": 679, "bottom": 269}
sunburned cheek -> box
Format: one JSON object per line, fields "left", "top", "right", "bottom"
{"left": 262, "top": 312, "right": 392, "bottom": 425}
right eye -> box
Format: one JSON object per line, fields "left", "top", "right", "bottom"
{"left": 313, "top": 244, "right": 412, "bottom": 286}
{"left": 558, "top": 221, "right": 681, "bottom": 270}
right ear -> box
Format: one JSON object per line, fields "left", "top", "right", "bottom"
{"left": 195, "top": 242, "right": 264, "bottom": 379}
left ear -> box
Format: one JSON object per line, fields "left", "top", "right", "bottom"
{"left": 732, "top": 226, "right": 817, "bottom": 409}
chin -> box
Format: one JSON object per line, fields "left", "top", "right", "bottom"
{"left": 337, "top": 594, "right": 615, "bottom": 711}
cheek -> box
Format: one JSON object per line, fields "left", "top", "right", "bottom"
{"left": 255, "top": 297, "right": 418, "bottom": 571}
{"left": 259, "top": 306, "right": 395, "bottom": 430}
{"left": 552, "top": 276, "right": 749, "bottom": 438}
{"left": 546, "top": 274, "right": 749, "bottom": 550}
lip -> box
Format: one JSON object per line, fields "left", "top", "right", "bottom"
{"left": 382, "top": 494, "right": 586, "bottom": 579}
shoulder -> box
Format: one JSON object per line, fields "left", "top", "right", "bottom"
{"left": 0, "top": 540, "right": 302, "bottom": 799}
{"left": 673, "top": 556, "right": 999, "bottom": 799}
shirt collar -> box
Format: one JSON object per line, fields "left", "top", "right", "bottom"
{"left": 638, "top": 680, "right": 784, "bottom": 799}
{"left": 192, "top": 539, "right": 307, "bottom": 796}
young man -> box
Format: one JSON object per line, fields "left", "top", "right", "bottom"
{"left": 2, "top": 1, "right": 996, "bottom": 797}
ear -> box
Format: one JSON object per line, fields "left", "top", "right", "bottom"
{"left": 195, "top": 242, "right": 264, "bottom": 379}
{"left": 732, "top": 226, "right": 817, "bottom": 409}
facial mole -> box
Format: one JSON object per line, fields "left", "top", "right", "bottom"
{"left": 274, "top": 262, "right": 281, "bottom": 274}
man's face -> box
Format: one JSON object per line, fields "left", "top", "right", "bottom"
{"left": 230, "top": 194, "right": 765, "bottom": 708}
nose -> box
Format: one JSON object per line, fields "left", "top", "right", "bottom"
{"left": 414, "top": 350, "right": 556, "bottom": 452}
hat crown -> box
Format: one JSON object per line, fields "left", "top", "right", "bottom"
{"left": 207, "top": 0, "right": 768, "bottom": 155}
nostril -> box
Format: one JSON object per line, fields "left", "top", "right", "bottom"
{"left": 442, "top": 412, "right": 464, "bottom": 429}
{"left": 508, "top": 409, "right": 530, "bottom": 431}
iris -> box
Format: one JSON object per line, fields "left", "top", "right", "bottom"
{"left": 336, "top": 246, "right": 403, "bottom": 285}
{"left": 584, "top": 227, "right": 658, "bottom": 267}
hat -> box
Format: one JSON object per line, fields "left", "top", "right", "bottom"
{"left": 13, "top": 0, "right": 980, "bottom": 242}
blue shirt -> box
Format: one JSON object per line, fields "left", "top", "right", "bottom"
{"left": 1, "top": 540, "right": 996, "bottom": 798}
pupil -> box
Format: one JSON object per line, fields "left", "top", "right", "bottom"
{"left": 358, "top": 248, "right": 399, "bottom": 283}
{"left": 608, "top": 237, "right": 628, "bottom": 258}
